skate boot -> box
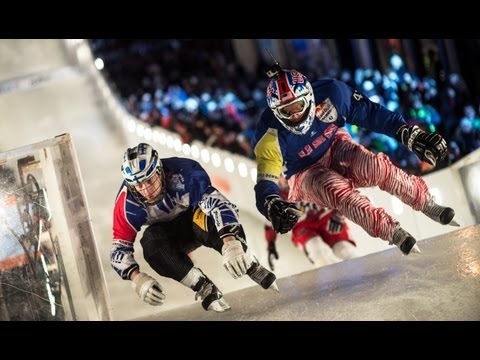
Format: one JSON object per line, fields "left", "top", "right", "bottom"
{"left": 247, "top": 260, "right": 279, "bottom": 292}
{"left": 422, "top": 197, "right": 459, "bottom": 226}
{"left": 390, "top": 224, "right": 421, "bottom": 255}
{"left": 194, "top": 276, "right": 231, "bottom": 312}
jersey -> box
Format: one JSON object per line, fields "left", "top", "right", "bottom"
{"left": 252, "top": 78, "right": 407, "bottom": 218}
{"left": 111, "top": 157, "right": 241, "bottom": 279}
{"left": 113, "top": 157, "right": 240, "bottom": 242}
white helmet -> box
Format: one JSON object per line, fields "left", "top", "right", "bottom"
{"left": 121, "top": 143, "right": 165, "bottom": 205}
{"left": 266, "top": 69, "right": 315, "bottom": 135}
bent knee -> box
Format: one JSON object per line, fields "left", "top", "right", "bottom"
{"left": 318, "top": 176, "right": 355, "bottom": 209}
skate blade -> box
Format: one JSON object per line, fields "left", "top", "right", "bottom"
{"left": 208, "top": 299, "right": 232, "bottom": 312}
{"left": 269, "top": 281, "right": 280, "bottom": 293}
{"left": 448, "top": 219, "right": 460, "bottom": 227}
{"left": 410, "top": 244, "right": 422, "bottom": 254}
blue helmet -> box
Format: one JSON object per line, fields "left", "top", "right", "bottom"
{"left": 266, "top": 69, "right": 315, "bottom": 135}
{"left": 121, "top": 143, "right": 165, "bottom": 205}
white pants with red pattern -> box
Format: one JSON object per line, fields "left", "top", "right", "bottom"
{"left": 288, "top": 129, "right": 431, "bottom": 241}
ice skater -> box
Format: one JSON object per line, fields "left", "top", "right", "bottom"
{"left": 252, "top": 63, "right": 458, "bottom": 256}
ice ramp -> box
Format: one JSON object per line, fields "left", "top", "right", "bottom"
{"left": 139, "top": 225, "right": 480, "bottom": 321}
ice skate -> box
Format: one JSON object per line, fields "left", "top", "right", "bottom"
{"left": 422, "top": 197, "right": 459, "bottom": 227}
{"left": 390, "top": 224, "right": 420, "bottom": 255}
{"left": 247, "top": 260, "right": 279, "bottom": 292}
{"left": 195, "top": 277, "right": 231, "bottom": 312}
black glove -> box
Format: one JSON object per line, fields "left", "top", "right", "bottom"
{"left": 396, "top": 125, "right": 448, "bottom": 166}
{"left": 266, "top": 195, "right": 303, "bottom": 234}
{"left": 327, "top": 211, "right": 344, "bottom": 234}
{"left": 267, "top": 241, "right": 279, "bottom": 271}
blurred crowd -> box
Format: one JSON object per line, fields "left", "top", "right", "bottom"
{"left": 90, "top": 39, "right": 480, "bottom": 175}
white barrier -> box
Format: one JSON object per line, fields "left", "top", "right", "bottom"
{"left": 0, "top": 134, "right": 113, "bottom": 320}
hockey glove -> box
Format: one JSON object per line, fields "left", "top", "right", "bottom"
{"left": 222, "top": 239, "right": 253, "bottom": 279}
{"left": 396, "top": 125, "right": 447, "bottom": 166}
{"left": 267, "top": 241, "right": 279, "bottom": 271}
{"left": 266, "top": 195, "right": 303, "bottom": 234}
{"left": 131, "top": 272, "right": 166, "bottom": 306}
{"left": 327, "top": 210, "right": 344, "bottom": 234}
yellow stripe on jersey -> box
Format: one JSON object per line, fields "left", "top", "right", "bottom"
{"left": 254, "top": 128, "right": 283, "bottom": 183}
{"left": 192, "top": 207, "right": 208, "bottom": 231}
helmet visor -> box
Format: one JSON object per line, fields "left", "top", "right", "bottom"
{"left": 277, "top": 98, "right": 308, "bottom": 121}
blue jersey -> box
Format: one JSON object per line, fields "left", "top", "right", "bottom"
{"left": 252, "top": 78, "right": 407, "bottom": 218}
{"left": 113, "top": 157, "right": 240, "bottom": 243}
